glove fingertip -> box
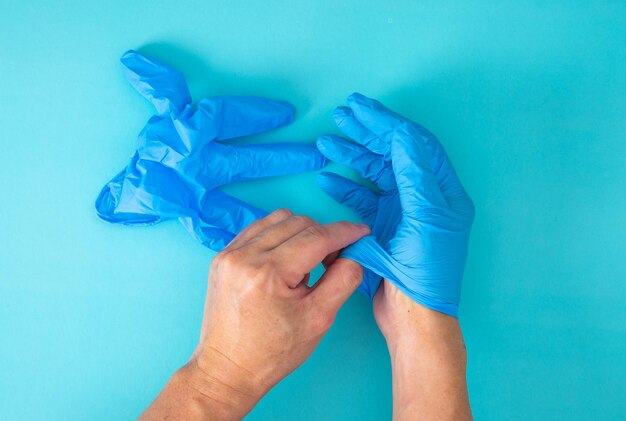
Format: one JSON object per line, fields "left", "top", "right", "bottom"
{"left": 316, "top": 135, "right": 333, "bottom": 153}
{"left": 119, "top": 50, "right": 154, "bottom": 73}
{"left": 119, "top": 49, "right": 138, "bottom": 63}
{"left": 347, "top": 92, "right": 383, "bottom": 110}
{"left": 316, "top": 172, "right": 356, "bottom": 199}
{"left": 316, "top": 134, "right": 355, "bottom": 157}
{"left": 332, "top": 105, "right": 353, "bottom": 122}
{"left": 296, "top": 141, "right": 328, "bottom": 169}
{"left": 347, "top": 92, "right": 366, "bottom": 102}
{"left": 308, "top": 144, "right": 329, "bottom": 169}
{"left": 316, "top": 172, "right": 347, "bottom": 199}
{"left": 271, "top": 99, "right": 296, "bottom": 124}
{"left": 316, "top": 171, "right": 335, "bottom": 188}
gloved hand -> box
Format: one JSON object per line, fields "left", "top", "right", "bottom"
{"left": 96, "top": 50, "right": 327, "bottom": 250}
{"left": 316, "top": 93, "right": 474, "bottom": 317}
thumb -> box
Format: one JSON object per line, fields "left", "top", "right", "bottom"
{"left": 309, "top": 257, "right": 363, "bottom": 316}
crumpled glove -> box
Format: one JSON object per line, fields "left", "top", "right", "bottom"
{"left": 316, "top": 93, "right": 474, "bottom": 317}
{"left": 96, "top": 50, "right": 327, "bottom": 250}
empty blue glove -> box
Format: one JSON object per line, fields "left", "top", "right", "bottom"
{"left": 316, "top": 93, "right": 474, "bottom": 317}
{"left": 96, "top": 50, "right": 327, "bottom": 250}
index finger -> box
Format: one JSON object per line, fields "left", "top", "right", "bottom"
{"left": 271, "top": 221, "right": 370, "bottom": 287}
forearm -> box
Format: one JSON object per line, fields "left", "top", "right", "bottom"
{"left": 139, "top": 365, "right": 215, "bottom": 421}
{"left": 386, "top": 305, "right": 471, "bottom": 421}
{"left": 139, "top": 357, "right": 264, "bottom": 421}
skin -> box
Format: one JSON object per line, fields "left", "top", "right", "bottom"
{"left": 139, "top": 209, "right": 472, "bottom": 420}
{"left": 373, "top": 280, "right": 472, "bottom": 420}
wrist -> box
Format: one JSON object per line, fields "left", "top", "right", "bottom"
{"left": 384, "top": 303, "right": 462, "bottom": 352}
{"left": 384, "top": 306, "right": 471, "bottom": 421}
{"left": 140, "top": 362, "right": 257, "bottom": 421}
{"left": 179, "top": 348, "right": 268, "bottom": 420}
{"left": 385, "top": 305, "right": 468, "bottom": 396}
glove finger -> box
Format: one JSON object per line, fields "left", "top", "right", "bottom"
{"left": 223, "top": 142, "right": 327, "bottom": 182}
{"left": 95, "top": 167, "right": 165, "bottom": 225}
{"left": 347, "top": 93, "right": 473, "bottom": 216}
{"left": 179, "top": 216, "right": 236, "bottom": 251}
{"left": 96, "top": 151, "right": 191, "bottom": 222}
{"left": 346, "top": 93, "right": 407, "bottom": 141}
{"left": 333, "top": 106, "right": 389, "bottom": 156}
{"left": 180, "top": 189, "right": 269, "bottom": 252}
{"left": 317, "top": 172, "right": 378, "bottom": 226}
{"left": 397, "top": 125, "right": 473, "bottom": 218}
{"left": 120, "top": 50, "right": 192, "bottom": 117}
{"left": 193, "top": 96, "right": 295, "bottom": 141}
{"left": 316, "top": 134, "right": 395, "bottom": 192}
{"left": 436, "top": 158, "right": 475, "bottom": 221}
{"left": 400, "top": 122, "right": 473, "bottom": 217}
{"left": 198, "top": 189, "right": 267, "bottom": 239}
{"left": 390, "top": 129, "right": 448, "bottom": 214}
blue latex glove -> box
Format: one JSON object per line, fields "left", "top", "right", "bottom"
{"left": 316, "top": 93, "right": 474, "bottom": 317}
{"left": 96, "top": 50, "right": 327, "bottom": 250}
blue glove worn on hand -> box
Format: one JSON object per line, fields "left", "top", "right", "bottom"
{"left": 316, "top": 93, "right": 474, "bottom": 317}
{"left": 96, "top": 50, "right": 327, "bottom": 250}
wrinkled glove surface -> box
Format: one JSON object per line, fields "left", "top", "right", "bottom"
{"left": 96, "top": 50, "right": 326, "bottom": 250}
{"left": 317, "top": 93, "right": 474, "bottom": 317}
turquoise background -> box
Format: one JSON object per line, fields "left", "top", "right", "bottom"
{"left": 1, "top": 1, "right": 625, "bottom": 419}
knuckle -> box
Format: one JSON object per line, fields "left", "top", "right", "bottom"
{"left": 214, "top": 249, "right": 244, "bottom": 270}
{"left": 272, "top": 208, "right": 293, "bottom": 219}
{"left": 236, "top": 254, "right": 272, "bottom": 285}
{"left": 212, "top": 250, "right": 227, "bottom": 267}
{"left": 241, "top": 258, "right": 272, "bottom": 283}
{"left": 292, "top": 215, "right": 315, "bottom": 227}
{"left": 217, "top": 251, "right": 272, "bottom": 287}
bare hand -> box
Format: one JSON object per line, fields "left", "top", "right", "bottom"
{"left": 140, "top": 209, "right": 370, "bottom": 420}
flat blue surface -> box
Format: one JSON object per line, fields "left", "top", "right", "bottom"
{"left": 1, "top": 1, "right": 625, "bottom": 419}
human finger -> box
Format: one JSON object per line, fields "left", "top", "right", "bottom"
{"left": 225, "top": 208, "right": 294, "bottom": 250}
{"left": 307, "top": 258, "right": 363, "bottom": 317}
{"left": 271, "top": 222, "right": 370, "bottom": 287}
{"left": 246, "top": 214, "right": 318, "bottom": 251}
